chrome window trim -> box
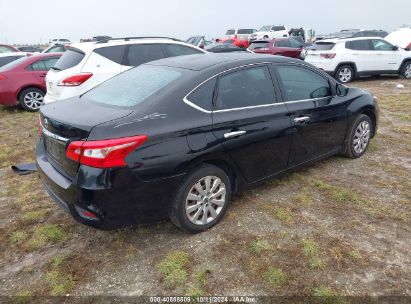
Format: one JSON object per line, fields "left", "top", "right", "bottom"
{"left": 40, "top": 121, "right": 69, "bottom": 143}
{"left": 183, "top": 61, "right": 330, "bottom": 114}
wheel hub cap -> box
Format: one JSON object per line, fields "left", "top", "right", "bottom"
{"left": 185, "top": 176, "right": 226, "bottom": 226}
{"left": 339, "top": 68, "right": 352, "bottom": 83}
{"left": 353, "top": 121, "right": 370, "bottom": 154}
{"left": 23, "top": 91, "right": 43, "bottom": 110}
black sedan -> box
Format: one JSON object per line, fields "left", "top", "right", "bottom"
{"left": 37, "top": 53, "right": 378, "bottom": 233}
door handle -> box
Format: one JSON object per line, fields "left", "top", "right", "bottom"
{"left": 293, "top": 116, "right": 310, "bottom": 123}
{"left": 224, "top": 130, "right": 247, "bottom": 139}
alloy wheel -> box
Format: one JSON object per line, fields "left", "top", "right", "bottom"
{"left": 339, "top": 68, "right": 352, "bottom": 83}
{"left": 23, "top": 91, "right": 44, "bottom": 110}
{"left": 185, "top": 176, "right": 226, "bottom": 226}
{"left": 353, "top": 120, "right": 371, "bottom": 154}
{"left": 405, "top": 63, "right": 411, "bottom": 79}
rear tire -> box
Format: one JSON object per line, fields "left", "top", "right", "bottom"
{"left": 335, "top": 65, "right": 355, "bottom": 83}
{"left": 19, "top": 88, "right": 44, "bottom": 112}
{"left": 170, "top": 164, "right": 231, "bottom": 233}
{"left": 400, "top": 61, "right": 411, "bottom": 79}
{"left": 342, "top": 114, "right": 373, "bottom": 159}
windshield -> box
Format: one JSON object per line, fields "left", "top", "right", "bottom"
{"left": 82, "top": 65, "right": 183, "bottom": 107}
{"left": 259, "top": 25, "right": 271, "bottom": 32}
{"left": 0, "top": 56, "right": 27, "bottom": 71}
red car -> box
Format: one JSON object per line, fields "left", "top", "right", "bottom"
{"left": 0, "top": 53, "right": 61, "bottom": 111}
{"left": 249, "top": 37, "right": 304, "bottom": 58}
{"left": 0, "top": 44, "right": 20, "bottom": 53}
{"left": 219, "top": 37, "right": 250, "bottom": 49}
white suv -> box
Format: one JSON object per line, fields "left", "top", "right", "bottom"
{"left": 44, "top": 37, "right": 206, "bottom": 104}
{"left": 249, "top": 25, "right": 289, "bottom": 42}
{"left": 305, "top": 37, "right": 411, "bottom": 83}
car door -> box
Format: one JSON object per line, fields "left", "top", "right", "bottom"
{"left": 120, "top": 43, "right": 166, "bottom": 72}
{"left": 211, "top": 64, "right": 293, "bottom": 183}
{"left": 274, "top": 64, "right": 348, "bottom": 166}
{"left": 346, "top": 39, "right": 376, "bottom": 72}
{"left": 371, "top": 39, "right": 402, "bottom": 71}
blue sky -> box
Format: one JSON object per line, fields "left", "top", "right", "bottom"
{"left": 1, "top": 0, "right": 409, "bottom": 44}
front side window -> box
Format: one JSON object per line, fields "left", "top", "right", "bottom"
{"left": 164, "top": 44, "right": 204, "bottom": 57}
{"left": 125, "top": 44, "right": 164, "bottom": 66}
{"left": 83, "top": 65, "right": 183, "bottom": 107}
{"left": 215, "top": 66, "right": 276, "bottom": 110}
{"left": 276, "top": 65, "right": 332, "bottom": 101}
{"left": 186, "top": 78, "right": 216, "bottom": 111}
{"left": 372, "top": 39, "right": 394, "bottom": 51}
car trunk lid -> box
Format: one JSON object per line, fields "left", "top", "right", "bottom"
{"left": 40, "top": 97, "right": 133, "bottom": 178}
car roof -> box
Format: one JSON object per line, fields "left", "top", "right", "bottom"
{"left": 146, "top": 53, "right": 295, "bottom": 71}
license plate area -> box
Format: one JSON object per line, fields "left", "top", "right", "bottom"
{"left": 44, "top": 135, "right": 66, "bottom": 164}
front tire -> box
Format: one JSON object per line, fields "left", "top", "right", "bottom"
{"left": 400, "top": 61, "right": 411, "bottom": 79}
{"left": 343, "top": 114, "right": 373, "bottom": 159}
{"left": 170, "top": 164, "right": 231, "bottom": 233}
{"left": 19, "top": 88, "right": 44, "bottom": 112}
{"left": 335, "top": 65, "right": 355, "bottom": 83}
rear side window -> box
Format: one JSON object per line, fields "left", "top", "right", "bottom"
{"left": 215, "top": 66, "right": 276, "bottom": 110}
{"left": 83, "top": 65, "right": 183, "bottom": 107}
{"left": 53, "top": 49, "right": 85, "bottom": 71}
{"left": 249, "top": 42, "right": 269, "bottom": 50}
{"left": 186, "top": 78, "right": 216, "bottom": 111}
{"left": 310, "top": 42, "right": 335, "bottom": 50}
{"left": 164, "top": 44, "right": 204, "bottom": 57}
{"left": 272, "top": 26, "right": 286, "bottom": 31}
{"left": 0, "top": 56, "right": 22, "bottom": 67}
{"left": 94, "top": 45, "right": 126, "bottom": 64}
{"left": 275, "top": 40, "right": 291, "bottom": 48}
{"left": 30, "top": 60, "right": 47, "bottom": 71}
{"left": 276, "top": 65, "right": 331, "bottom": 101}
{"left": 125, "top": 44, "right": 164, "bottom": 66}
{"left": 345, "top": 40, "right": 373, "bottom": 50}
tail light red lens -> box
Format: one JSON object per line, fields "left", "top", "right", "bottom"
{"left": 407, "top": 42, "right": 411, "bottom": 49}
{"left": 66, "top": 135, "right": 148, "bottom": 168}
{"left": 320, "top": 53, "right": 336, "bottom": 59}
{"left": 58, "top": 72, "right": 93, "bottom": 86}
{"left": 0, "top": 74, "right": 5, "bottom": 81}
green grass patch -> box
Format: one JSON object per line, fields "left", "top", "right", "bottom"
{"left": 249, "top": 239, "right": 273, "bottom": 255}
{"left": 157, "top": 250, "right": 190, "bottom": 287}
{"left": 294, "top": 192, "right": 314, "bottom": 205}
{"left": 274, "top": 207, "right": 293, "bottom": 224}
{"left": 301, "top": 239, "right": 325, "bottom": 269}
{"left": 264, "top": 267, "right": 286, "bottom": 288}
{"left": 46, "top": 255, "right": 76, "bottom": 296}
{"left": 27, "top": 224, "right": 70, "bottom": 250}
{"left": 313, "top": 286, "right": 347, "bottom": 304}
{"left": 22, "top": 210, "right": 48, "bottom": 222}
{"left": 10, "top": 230, "right": 28, "bottom": 244}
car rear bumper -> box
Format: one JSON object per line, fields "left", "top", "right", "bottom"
{"left": 43, "top": 94, "right": 57, "bottom": 104}
{"left": 0, "top": 91, "right": 17, "bottom": 106}
{"left": 36, "top": 139, "right": 184, "bottom": 230}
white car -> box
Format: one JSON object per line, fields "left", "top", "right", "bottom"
{"left": 249, "top": 25, "right": 289, "bottom": 42}
{"left": 305, "top": 37, "right": 411, "bottom": 83}
{"left": 44, "top": 37, "right": 206, "bottom": 104}
{"left": 224, "top": 28, "right": 257, "bottom": 41}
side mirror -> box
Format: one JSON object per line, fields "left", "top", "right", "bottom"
{"left": 393, "top": 45, "right": 399, "bottom": 51}
{"left": 336, "top": 83, "right": 349, "bottom": 97}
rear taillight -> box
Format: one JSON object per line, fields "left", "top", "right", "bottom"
{"left": 66, "top": 135, "right": 148, "bottom": 168}
{"left": 58, "top": 72, "right": 93, "bottom": 86}
{"left": 320, "top": 53, "right": 336, "bottom": 59}
{"left": 0, "top": 74, "right": 5, "bottom": 81}
{"left": 407, "top": 42, "right": 411, "bottom": 49}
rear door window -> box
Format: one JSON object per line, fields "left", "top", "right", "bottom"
{"left": 30, "top": 60, "right": 47, "bottom": 71}
{"left": 94, "top": 45, "right": 126, "bottom": 64}
{"left": 125, "top": 44, "right": 165, "bottom": 66}
{"left": 345, "top": 40, "right": 373, "bottom": 50}
{"left": 163, "top": 44, "right": 204, "bottom": 57}
{"left": 215, "top": 66, "right": 276, "bottom": 110}
{"left": 276, "top": 65, "right": 332, "bottom": 101}
{"left": 53, "top": 48, "right": 85, "bottom": 71}
{"left": 186, "top": 78, "right": 216, "bottom": 111}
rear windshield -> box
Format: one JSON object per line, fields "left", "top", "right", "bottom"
{"left": 310, "top": 42, "right": 335, "bottom": 50}
{"left": 249, "top": 42, "right": 269, "bottom": 50}
{"left": 53, "top": 48, "right": 84, "bottom": 71}
{"left": 82, "top": 65, "right": 183, "bottom": 107}
{"left": 237, "top": 29, "right": 254, "bottom": 34}
{"left": 0, "top": 56, "right": 27, "bottom": 71}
